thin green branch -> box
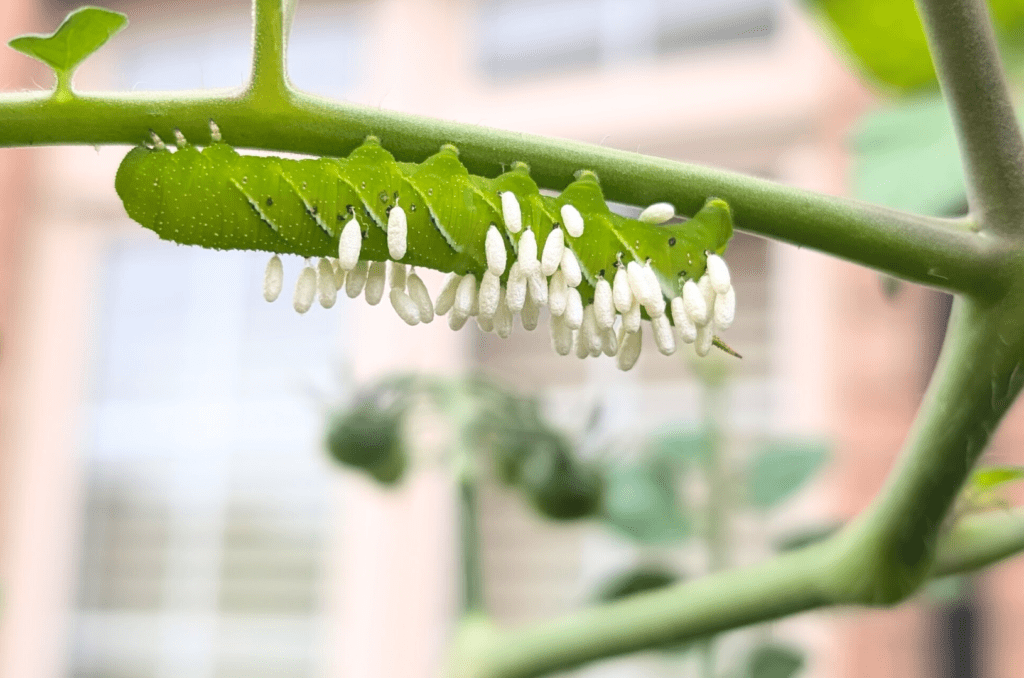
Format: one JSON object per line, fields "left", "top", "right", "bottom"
{"left": 915, "top": 0, "right": 1024, "bottom": 236}
{"left": 934, "top": 507, "right": 1024, "bottom": 577}
{"left": 0, "top": 90, "right": 1006, "bottom": 297}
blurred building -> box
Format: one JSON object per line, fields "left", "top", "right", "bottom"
{"left": 0, "top": 1, "right": 1021, "bottom": 677}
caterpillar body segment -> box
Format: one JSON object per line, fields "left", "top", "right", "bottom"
{"left": 116, "top": 130, "right": 739, "bottom": 369}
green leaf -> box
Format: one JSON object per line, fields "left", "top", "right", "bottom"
{"left": 648, "top": 428, "right": 712, "bottom": 467}
{"left": 747, "top": 442, "right": 828, "bottom": 510}
{"left": 746, "top": 643, "right": 804, "bottom": 678}
{"left": 852, "top": 94, "right": 968, "bottom": 217}
{"left": 600, "top": 462, "right": 690, "bottom": 543}
{"left": 8, "top": 6, "right": 127, "bottom": 85}
{"left": 970, "top": 465, "right": 1024, "bottom": 490}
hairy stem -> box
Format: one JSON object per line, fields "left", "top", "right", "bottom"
{"left": 915, "top": 0, "right": 1024, "bottom": 237}
{"left": 248, "top": 0, "right": 289, "bottom": 100}
{"left": 0, "top": 91, "right": 1005, "bottom": 297}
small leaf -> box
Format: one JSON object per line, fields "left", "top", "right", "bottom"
{"left": 746, "top": 643, "right": 804, "bottom": 678}
{"left": 970, "top": 465, "right": 1024, "bottom": 491}
{"left": 8, "top": 6, "right": 127, "bottom": 78}
{"left": 747, "top": 442, "right": 828, "bottom": 510}
{"left": 600, "top": 462, "right": 690, "bottom": 543}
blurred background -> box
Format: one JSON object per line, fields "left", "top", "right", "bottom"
{"left": 1, "top": 0, "right": 1023, "bottom": 677}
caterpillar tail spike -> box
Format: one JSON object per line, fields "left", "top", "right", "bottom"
{"left": 115, "top": 125, "right": 739, "bottom": 370}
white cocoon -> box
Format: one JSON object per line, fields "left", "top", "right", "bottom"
{"left": 364, "top": 261, "right": 386, "bottom": 305}
{"left": 671, "top": 297, "right": 697, "bottom": 343}
{"left": 345, "top": 260, "right": 368, "bottom": 298}
{"left": 706, "top": 253, "right": 731, "bottom": 294}
{"left": 387, "top": 205, "right": 408, "bottom": 260}
{"left": 390, "top": 288, "right": 421, "bottom": 325}
{"left": 682, "top": 279, "right": 708, "bottom": 326}
{"left": 406, "top": 271, "right": 434, "bottom": 323}
{"left": 652, "top": 314, "right": 676, "bottom": 355}
{"left": 617, "top": 328, "right": 642, "bottom": 371}
{"left": 548, "top": 270, "right": 568, "bottom": 316}
{"left": 714, "top": 286, "right": 736, "bottom": 330}
{"left": 434, "top": 272, "right": 462, "bottom": 316}
{"left": 454, "top": 273, "right": 478, "bottom": 316}
{"left": 293, "top": 264, "right": 316, "bottom": 314}
{"left": 560, "top": 204, "right": 584, "bottom": 238}
{"left": 478, "top": 270, "right": 501, "bottom": 319}
{"left": 613, "top": 266, "right": 633, "bottom": 313}
{"left": 485, "top": 225, "right": 507, "bottom": 276}
{"left": 550, "top": 314, "right": 573, "bottom": 356}
{"left": 594, "top": 278, "right": 615, "bottom": 329}
{"left": 317, "top": 258, "right": 337, "bottom": 308}
{"left": 501, "top": 192, "right": 522, "bottom": 233}
{"left": 338, "top": 218, "right": 362, "bottom": 270}
{"left": 560, "top": 248, "right": 582, "bottom": 288}
{"left": 506, "top": 262, "right": 527, "bottom": 312}
{"left": 638, "top": 202, "right": 675, "bottom": 224}
{"left": 564, "top": 287, "right": 583, "bottom": 329}
{"left": 263, "top": 255, "right": 283, "bottom": 302}
{"left": 540, "top": 227, "right": 564, "bottom": 277}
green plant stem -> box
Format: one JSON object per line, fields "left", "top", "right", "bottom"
{"left": 933, "top": 507, "right": 1024, "bottom": 577}
{"left": 699, "top": 380, "right": 729, "bottom": 678}
{"left": 915, "top": 0, "right": 1024, "bottom": 237}
{"left": 459, "top": 477, "right": 486, "bottom": 614}
{"left": 248, "top": 0, "right": 289, "bottom": 101}
{"left": 0, "top": 89, "right": 1004, "bottom": 297}
{"left": 826, "top": 290, "right": 1024, "bottom": 604}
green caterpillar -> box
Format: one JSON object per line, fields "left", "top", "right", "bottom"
{"left": 115, "top": 123, "right": 738, "bottom": 369}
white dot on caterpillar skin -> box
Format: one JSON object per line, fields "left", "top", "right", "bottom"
{"left": 682, "top": 279, "right": 709, "bottom": 326}
{"left": 454, "top": 273, "right": 478, "bottom": 317}
{"left": 550, "top": 313, "right": 573, "bottom": 356}
{"left": 540, "top": 227, "right": 564, "bottom": 277}
{"left": 714, "top": 285, "right": 736, "bottom": 330}
{"left": 485, "top": 225, "right": 507, "bottom": 276}
{"left": 638, "top": 202, "right": 675, "bottom": 224}
{"left": 338, "top": 218, "right": 362, "bottom": 270}
{"left": 517, "top": 229, "right": 539, "bottom": 275}
{"left": 521, "top": 288, "right": 540, "bottom": 331}
{"left": 505, "top": 262, "right": 527, "bottom": 313}
{"left": 616, "top": 327, "right": 643, "bottom": 371}
{"left": 389, "top": 261, "right": 407, "bottom": 290}
{"left": 564, "top": 287, "right": 583, "bottom": 330}
{"left": 317, "top": 258, "right": 338, "bottom": 309}
{"left": 706, "top": 253, "right": 731, "bottom": 294}
{"left": 387, "top": 204, "right": 408, "bottom": 259}
{"left": 364, "top": 261, "right": 386, "bottom": 305}
{"left": 652, "top": 314, "right": 676, "bottom": 355}
{"left": 501, "top": 192, "right": 522, "bottom": 233}
{"left": 293, "top": 261, "right": 317, "bottom": 314}
{"left": 406, "top": 270, "right": 434, "bottom": 323}
{"left": 390, "top": 288, "right": 421, "bottom": 326}
{"left": 560, "top": 204, "right": 585, "bottom": 238}
{"left": 263, "top": 255, "right": 283, "bottom": 302}
{"left": 560, "top": 248, "right": 582, "bottom": 288}
{"left": 434, "top": 272, "right": 462, "bottom": 316}
{"left": 478, "top": 270, "right": 501, "bottom": 319}
{"left": 594, "top": 278, "right": 615, "bottom": 330}
{"left": 612, "top": 265, "right": 633, "bottom": 314}
{"left": 209, "top": 120, "right": 222, "bottom": 142}
{"left": 695, "top": 323, "right": 714, "bottom": 357}
{"left": 671, "top": 296, "right": 697, "bottom": 344}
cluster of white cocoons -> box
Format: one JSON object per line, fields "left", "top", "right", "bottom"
{"left": 259, "top": 195, "right": 736, "bottom": 372}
